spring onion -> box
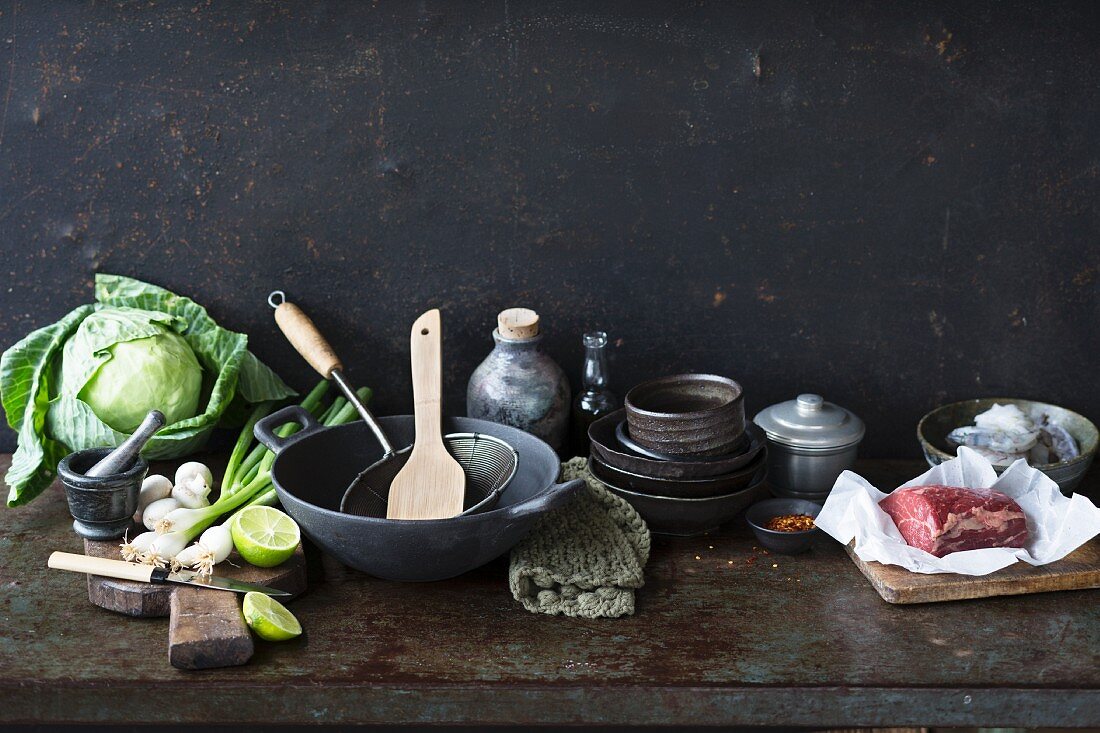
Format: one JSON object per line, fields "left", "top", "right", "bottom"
{"left": 174, "top": 521, "right": 233, "bottom": 576}
{"left": 227, "top": 381, "right": 330, "bottom": 495}
{"left": 220, "top": 401, "right": 274, "bottom": 495}
{"left": 143, "top": 497, "right": 181, "bottom": 531}
{"left": 172, "top": 543, "right": 206, "bottom": 571}
{"left": 128, "top": 379, "right": 371, "bottom": 568}
{"left": 146, "top": 531, "right": 189, "bottom": 568}
{"left": 120, "top": 530, "right": 157, "bottom": 562}
{"left": 136, "top": 475, "right": 173, "bottom": 517}
{"left": 155, "top": 469, "right": 270, "bottom": 536}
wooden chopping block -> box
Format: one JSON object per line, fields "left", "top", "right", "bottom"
{"left": 845, "top": 538, "right": 1100, "bottom": 604}
{"left": 83, "top": 537, "right": 306, "bottom": 669}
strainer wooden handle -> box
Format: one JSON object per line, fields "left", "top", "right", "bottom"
{"left": 273, "top": 300, "right": 343, "bottom": 379}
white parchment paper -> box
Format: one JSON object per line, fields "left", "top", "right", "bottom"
{"left": 814, "top": 446, "right": 1100, "bottom": 575}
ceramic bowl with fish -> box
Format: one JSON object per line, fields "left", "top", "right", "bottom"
{"left": 917, "top": 398, "right": 1098, "bottom": 494}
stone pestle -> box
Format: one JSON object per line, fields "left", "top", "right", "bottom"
{"left": 84, "top": 410, "right": 166, "bottom": 478}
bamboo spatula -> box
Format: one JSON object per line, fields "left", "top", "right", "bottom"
{"left": 386, "top": 309, "right": 465, "bottom": 520}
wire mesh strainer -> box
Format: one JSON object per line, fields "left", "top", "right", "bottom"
{"left": 339, "top": 432, "right": 518, "bottom": 518}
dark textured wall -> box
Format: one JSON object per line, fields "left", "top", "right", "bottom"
{"left": 0, "top": 0, "right": 1097, "bottom": 458}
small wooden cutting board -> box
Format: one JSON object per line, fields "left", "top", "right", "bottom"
{"left": 83, "top": 536, "right": 306, "bottom": 669}
{"left": 846, "top": 538, "right": 1100, "bottom": 604}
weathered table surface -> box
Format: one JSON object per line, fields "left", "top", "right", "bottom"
{"left": 1, "top": 455, "right": 1097, "bottom": 728}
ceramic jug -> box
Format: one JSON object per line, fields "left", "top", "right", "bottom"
{"left": 466, "top": 308, "right": 570, "bottom": 452}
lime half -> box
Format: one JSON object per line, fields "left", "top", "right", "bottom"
{"left": 231, "top": 505, "right": 300, "bottom": 568}
{"left": 242, "top": 591, "right": 302, "bottom": 641}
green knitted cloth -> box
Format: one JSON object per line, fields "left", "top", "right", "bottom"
{"left": 509, "top": 457, "right": 651, "bottom": 618}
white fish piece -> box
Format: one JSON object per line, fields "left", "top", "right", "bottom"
{"left": 1028, "top": 441, "right": 1051, "bottom": 465}
{"left": 974, "top": 403, "right": 1034, "bottom": 433}
{"left": 1030, "top": 412, "right": 1081, "bottom": 463}
{"left": 1041, "top": 423, "right": 1080, "bottom": 462}
{"left": 967, "top": 446, "right": 1022, "bottom": 467}
{"left": 947, "top": 426, "right": 1039, "bottom": 454}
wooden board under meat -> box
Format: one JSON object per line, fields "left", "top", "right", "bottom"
{"left": 846, "top": 538, "right": 1100, "bottom": 604}
{"left": 83, "top": 537, "right": 306, "bottom": 669}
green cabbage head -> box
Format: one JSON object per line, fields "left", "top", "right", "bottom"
{"left": 63, "top": 312, "right": 204, "bottom": 433}
{"left": 1, "top": 274, "right": 295, "bottom": 506}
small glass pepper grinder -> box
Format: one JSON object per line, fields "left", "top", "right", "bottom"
{"left": 570, "top": 331, "right": 619, "bottom": 456}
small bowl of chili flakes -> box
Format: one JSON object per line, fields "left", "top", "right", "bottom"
{"left": 745, "top": 498, "right": 822, "bottom": 555}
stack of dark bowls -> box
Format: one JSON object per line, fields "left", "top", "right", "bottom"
{"left": 587, "top": 374, "right": 767, "bottom": 536}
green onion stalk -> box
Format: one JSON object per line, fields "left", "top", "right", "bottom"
{"left": 124, "top": 381, "right": 372, "bottom": 567}
{"left": 224, "top": 380, "right": 331, "bottom": 495}
{"left": 228, "top": 386, "right": 372, "bottom": 520}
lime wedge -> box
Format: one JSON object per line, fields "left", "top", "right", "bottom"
{"left": 231, "top": 505, "right": 300, "bottom": 568}
{"left": 242, "top": 591, "right": 302, "bottom": 641}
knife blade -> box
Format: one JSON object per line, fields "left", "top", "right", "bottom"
{"left": 164, "top": 567, "right": 291, "bottom": 596}
{"left": 48, "top": 551, "right": 291, "bottom": 596}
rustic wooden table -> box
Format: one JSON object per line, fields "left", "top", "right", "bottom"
{"left": 0, "top": 456, "right": 1097, "bottom": 728}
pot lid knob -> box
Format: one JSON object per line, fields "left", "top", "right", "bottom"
{"left": 796, "top": 394, "right": 823, "bottom": 414}
{"left": 752, "top": 393, "right": 865, "bottom": 449}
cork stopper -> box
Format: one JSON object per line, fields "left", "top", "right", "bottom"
{"left": 497, "top": 308, "right": 540, "bottom": 339}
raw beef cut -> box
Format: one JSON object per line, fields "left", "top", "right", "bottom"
{"left": 879, "top": 484, "right": 1028, "bottom": 557}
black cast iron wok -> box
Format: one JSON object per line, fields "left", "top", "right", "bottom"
{"left": 255, "top": 406, "right": 584, "bottom": 581}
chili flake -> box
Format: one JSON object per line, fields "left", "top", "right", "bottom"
{"left": 764, "top": 513, "right": 816, "bottom": 532}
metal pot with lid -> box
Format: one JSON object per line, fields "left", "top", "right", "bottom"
{"left": 753, "top": 394, "right": 865, "bottom": 501}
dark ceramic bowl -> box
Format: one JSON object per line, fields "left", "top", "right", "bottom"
{"left": 590, "top": 409, "right": 765, "bottom": 479}
{"left": 744, "top": 498, "right": 822, "bottom": 555}
{"left": 256, "top": 409, "right": 584, "bottom": 582}
{"left": 589, "top": 461, "right": 768, "bottom": 537}
{"left": 589, "top": 449, "right": 767, "bottom": 498}
{"left": 57, "top": 448, "right": 147, "bottom": 540}
{"left": 616, "top": 419, "right": 750, "bottom": 461}
{"left": 625, "top": 374, "right": 745, "bottom": 456}
{"left": 917, "top": 398, "right": 1098, "bottom": 494}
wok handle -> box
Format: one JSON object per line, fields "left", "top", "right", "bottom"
{"left": 272, "top": 299, "right": 343, "bottom": 379}
{"left": 505, "top": 479, "right": 585, "bottom": 519}
{"left": 254, "top": 405, "right": 326, "bottom": 454}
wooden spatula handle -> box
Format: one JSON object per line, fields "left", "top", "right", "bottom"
{"left": 409, "top": 309, "right": 445, "bottom": 447}
{"left": 274, "top": 301, "right": 343, "bottom": 378}
{"left": 49, "top": 552, "right": 155, "bottom": 583}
